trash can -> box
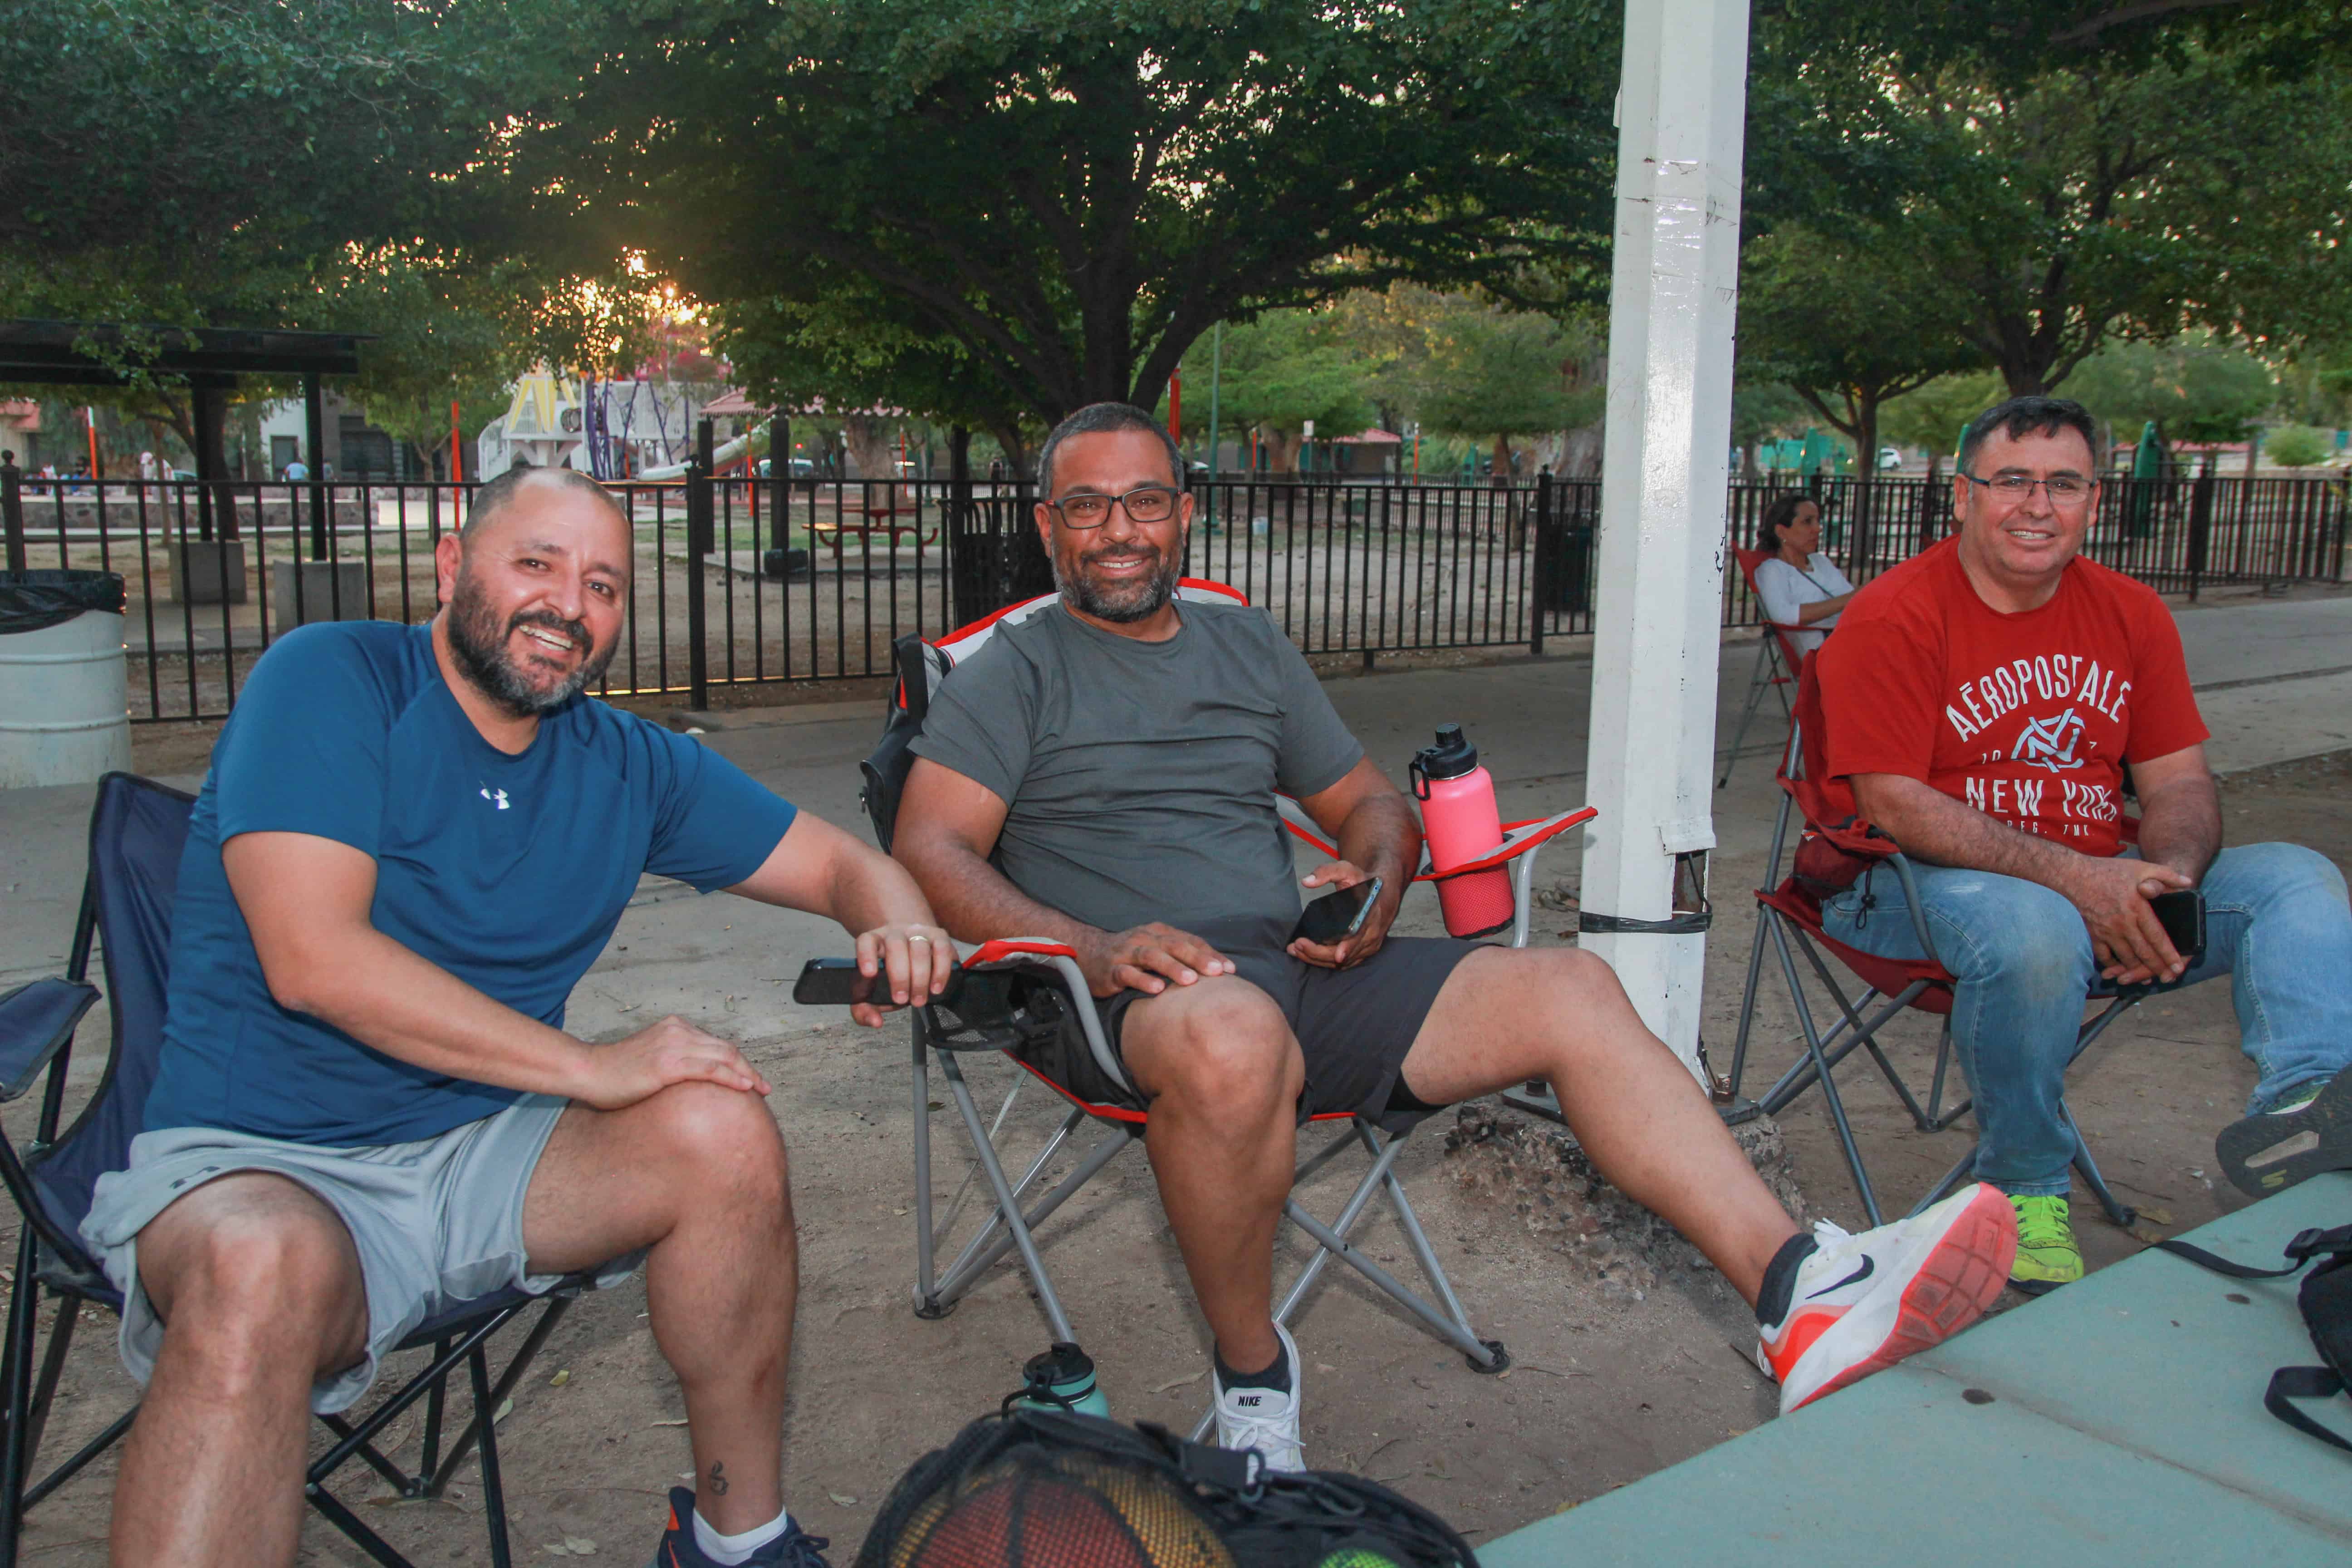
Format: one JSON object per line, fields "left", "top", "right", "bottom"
{"left": 0, "top": 569, "right": 131, "bottom": 789}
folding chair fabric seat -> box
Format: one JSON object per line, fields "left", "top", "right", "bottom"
{"left": 862, "top": 584, "right": 1595, "bottom": 1430}
{"left": 1726, "top": 664, "right": 2143, "bottom": 1232}
{"left": 0, "top": 774, "right": 613, "bottom": 1568}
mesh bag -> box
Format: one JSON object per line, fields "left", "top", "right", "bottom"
{"left": 857, "top": 1408, "right": 1477, "bottom": 1568}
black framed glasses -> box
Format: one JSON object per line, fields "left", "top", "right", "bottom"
{"left": 1047, "top": 484, "right": 1183, "bottom": 529}
{"left": 1960, "top": 470, "right": 2096, "bottom": 504}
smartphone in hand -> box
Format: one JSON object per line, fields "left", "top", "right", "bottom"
{"left": 1291, "top": 877, "right": 1384, "bottom": 946}
{"left": 2149, "top": 888, "right": 2206, "bottom": 966}
{"left": 792, "top": 957, "right": 876, "bottom": 1007}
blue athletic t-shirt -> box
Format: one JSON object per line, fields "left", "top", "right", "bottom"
{"left": 144, "top": 621, "right": 797, "bottom": 1146}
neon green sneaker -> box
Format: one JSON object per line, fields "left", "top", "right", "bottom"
{"left": 2008, "top": 1195, "right": 2082, "bottom": 1294}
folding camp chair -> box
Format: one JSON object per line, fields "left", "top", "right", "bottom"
{"left": 0, "top": 773, "right": 604, "bottom": 1568}
{"left": 1722, "top": 663, "right": 2144, "bottom": 1233}
{"left": 1718, "top": 546, "right": 1814, "bottom": 789}
{"left": 858, "top": 584, "right": 1594, "bottom": 1431}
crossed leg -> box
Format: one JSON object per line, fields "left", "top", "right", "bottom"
{"left": 1120, "top": 945, "right": 1801, "bottom": 1377}
{"left": 108, "top": 1081, "right": 796, "bottom": 1567}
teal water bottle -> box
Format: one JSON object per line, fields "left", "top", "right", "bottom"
{"left": 1018, "top": 1342, "right": 1109, "bottom": 1418}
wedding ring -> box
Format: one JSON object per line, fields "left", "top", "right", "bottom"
{"left": 908, "top": 932, "right": 930, "bottom": 943}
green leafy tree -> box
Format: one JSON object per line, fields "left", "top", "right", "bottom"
{"left": 2262, "top": 426, "right": 2330, "bottom": 470}
{"left": 1196, "top": 311, "right": 1375, "bottom": 475}
{"left": 1877, "top": 371, "right": 2006, "bottom": 460}
{"left": 1752, "top": 14, "right": 2352, "bottom": 394}
{"left": 533, "top": 0, "right": 1619, "bottom": 435}
{"left": 1408, "top": 301, "right": 1602, "bottom": 477}
{"left": 2063, "top": 334, "right": 2277, "bottom": 455}
{"left": 1736, "top": 224, "right": 1989, "bottom": 480}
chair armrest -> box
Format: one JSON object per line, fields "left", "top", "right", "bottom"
{"left": 1413, "top": 806, "right": 1598, "bottom": 882}
{"left": 955, "top": 940, "right": 1132, "bottom": 1097}
{"left": 0, "top": 979, "right": 99, "bottom": 1104}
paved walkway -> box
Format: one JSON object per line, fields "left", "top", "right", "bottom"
{"left": 1482, "top": 1172, "right": 2352, "bottom": 1567}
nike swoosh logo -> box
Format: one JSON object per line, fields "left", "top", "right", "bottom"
{"left": 1807, "top": 1255, "right": 1874, "bottom": 1298}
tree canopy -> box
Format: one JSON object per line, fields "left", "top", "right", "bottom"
{"left": 533, "top": 0, "right": 1619, "bottom": 439}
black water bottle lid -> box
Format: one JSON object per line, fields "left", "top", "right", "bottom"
{"left": 1024, "top": 1342, "right": 1095, "bottom": 1387}
{"left": 1414, "top": 723, "right": 1479, "bottom": 781}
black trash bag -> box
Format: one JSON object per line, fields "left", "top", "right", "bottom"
{"left": 0, "top": 570, "right": 126, "bottom": 636}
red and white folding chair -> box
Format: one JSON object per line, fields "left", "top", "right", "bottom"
{"left": 1718, "top": 545, "right": 1815, "bottom": 789}
{"left": 1723, "top": 658, "right": 2145, "bottom": 1231}
{"left": 860, "top": 583, "right": 1593, "bottom": 1426}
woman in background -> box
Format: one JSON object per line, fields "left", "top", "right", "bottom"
{"left": 1753, "top": 493, "right": 1855, "bottom": 657}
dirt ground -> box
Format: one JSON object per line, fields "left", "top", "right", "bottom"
{"left": 7, "top": 751, "right": 2345, "bottom": 1564}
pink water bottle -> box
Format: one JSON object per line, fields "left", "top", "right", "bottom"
{"left": 1411, "top": 725, "right": 1514, "bottom": 937}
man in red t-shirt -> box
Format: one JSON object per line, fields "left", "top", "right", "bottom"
{"left": 1817, "top": 396, "right": 2352, "bottom": 1289}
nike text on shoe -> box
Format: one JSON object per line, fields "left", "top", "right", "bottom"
{"left": 1755, "top": 1183, "right": 2018, "bottom": 1416}
{"left": 1210, "top": 1321, "right": 1306, "bottom": 1473}
{"left": 2216, "top": 1066, "right": 2352, "bottom": 1197}
{"left": 652, "top": 1488, "right": 832, "bottom": 1568}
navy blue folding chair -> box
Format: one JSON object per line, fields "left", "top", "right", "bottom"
{"left": 0, "top": 773, "right": 600, "bottom": 1568}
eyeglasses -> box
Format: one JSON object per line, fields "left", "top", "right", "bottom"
{"left": 1960, "top": 470, "right": 2095, "bottom": 504}
{"left": 1048, "top": 484, "right": 1183, "bottom": 529}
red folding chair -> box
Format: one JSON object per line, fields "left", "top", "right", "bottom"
{"left": 1723, "top": 659, "right": 2144, "bottom": 1231}
{"left": 860, "top": 583, "right": 1594, "bottom": 1431}
{"left": 1718, "top": 546, "right": 1815, "bottom": 789}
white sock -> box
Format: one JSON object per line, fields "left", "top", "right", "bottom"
{"left": 693, "top": 1504, "right": 790, "bottom": 1566}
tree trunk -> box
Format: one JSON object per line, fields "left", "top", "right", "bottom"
{"left": 194, "top": 385, "right": 241, "bottom": 542}
{"left": 1559, "top": 420, "right": 1604, "bottom": 478}
{"left": 1264, "top": 428, "right": 1301, "bottom": 475}
{"left": 1491, "top": 434, "right": 1512, "bottom": 479}
{"left": 843, "top": 414, "right": 897, "bottom": 485}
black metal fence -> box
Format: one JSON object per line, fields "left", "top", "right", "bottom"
{"left": 1, "top": 455, "right": 2341, "bottom": 723}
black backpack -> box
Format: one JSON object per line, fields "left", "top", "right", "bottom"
{"left": 2161, "top": 1223, "right": 2352, "bottom": 1453}
{"left": 855, "top": 1405, "right": 1479, "bottom": 1568}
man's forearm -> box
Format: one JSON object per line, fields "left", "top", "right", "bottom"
{"left": 2133, "top": 774, "right": 2221, "bottom": 884}
{"left": 276, "top": 928, "right": 602, "bottom": 1099}
{"left": 899, "top": 836, "right": 1108, "bottom": 953}
{"left": 1334, "top": 790, "right": 1420, "bottom": 889}
{"left": 1856, "top": 774, "right": 2091, "bottom": 895}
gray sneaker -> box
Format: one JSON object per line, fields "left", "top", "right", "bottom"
{"left": 2217, "top": 1067, "right": 2352, "bottom": 1197}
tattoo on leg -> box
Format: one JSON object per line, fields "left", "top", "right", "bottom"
{"left": 709, "top": 1460, "right": 729, "bottom": 1496}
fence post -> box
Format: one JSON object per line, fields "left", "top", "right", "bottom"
{"left": 686, "top": 416, "right": 714, "bottom": 710}
{"left": 1531, "top": 470, "right": 1551, "bottom": 655}
{"left": 1, "top": 451, "right": 23, "bottom": 573}
{"left": 2186, "top": 460, "right": 2214, "bottom": 602}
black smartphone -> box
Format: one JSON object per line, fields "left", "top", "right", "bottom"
{"left": 2151, "top": 888, "right": 2206, "bottom": 965}
{"left": 792, "top": 957, "right": 875, "bottom": 1006}
{"left": 1292, "top": 877, "right": 1383, "bottom": 946}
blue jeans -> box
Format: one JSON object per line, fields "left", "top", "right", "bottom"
{"left": 1818, "top": 842, "right": 2352, "bottom": 1196}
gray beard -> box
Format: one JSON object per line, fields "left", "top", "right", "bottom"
{"left": 1055, "top": 549, "right": 1179, "bottom": 624}
{"left": 443, "top": 571, "right": 614, "bottom": 718}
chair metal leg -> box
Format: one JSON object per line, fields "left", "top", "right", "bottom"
{"left": 427, "top": 1296, "right": 572, "bottom": 1493}
{"left": 935, "top": 1099, "right": 1086, "bottom": 1288}
{"left": 305, "top": 1482, "right": 417, "bottom": 1568}
{"left": 1718, "top": 635, "right": 1777, "bottom": 789}
{"left": 1766, "top": 916, "right": 1883, "bottom": 1225}
{"left": 468, "top": 1344, "right": 513, "bottom": 1568}
{"left": 936, "top": 1057, "right": 1083, "bottom": 1342}
{"left": 1788, "top": 936, "right": 1936, "bottom": 1131}
{"left": 911, "top": 1021, "right": 943, "bottom": 1314}
{"left": 20, "top": 1406, "right": 134, "bottom": 1513}
{"left": 19, "top": 1297, "right": 75, "bottom": 1476}
{"left": 2065, "top": 1105, "right": 2136, "bottom": 1229}
{"left": 1924, "top": 1019, "right": 1973, "bottom": 1130}
{"left": 0, "top": 1232, "right": 41, "bottom": 1568}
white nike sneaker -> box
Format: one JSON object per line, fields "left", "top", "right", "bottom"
{"left": 1755, "top": 1183, "right": 2018, "bottom": 1416}
{"left": 1210, "top": 1321, "right": 1305, "bottom": 1472}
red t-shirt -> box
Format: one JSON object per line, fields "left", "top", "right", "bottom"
{"left": 1817, "top": 538, "right": 2208, "bottom": 858}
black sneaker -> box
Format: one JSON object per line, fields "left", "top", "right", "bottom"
{"left": 651, "top": 1488, "right": 832, "bottom": 1568}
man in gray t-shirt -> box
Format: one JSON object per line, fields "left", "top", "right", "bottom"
{"left": 894, "top": 405, "right": 2020, "bottom": 1470}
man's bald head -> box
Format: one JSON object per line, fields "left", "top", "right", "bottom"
{"left": 462, "top": 465, "right": 628, "bottom": 545}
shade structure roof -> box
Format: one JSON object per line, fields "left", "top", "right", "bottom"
{"left": 0, "top": 319, "right": 370, "bottom": 388}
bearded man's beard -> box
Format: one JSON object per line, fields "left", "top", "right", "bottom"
{"left": 443, "top": 568, "right": 615, "bottom": 717}
{"left": 1054, "top": 542, "right": 1180, "bottom": 623}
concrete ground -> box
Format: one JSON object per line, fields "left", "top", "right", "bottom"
{"left": 1, "top": 583, "right": 2347, "bottom": 1563}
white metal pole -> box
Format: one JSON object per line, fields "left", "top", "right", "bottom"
{"left": 1576, "top": 0, "right": 1751, "bottom": 1080}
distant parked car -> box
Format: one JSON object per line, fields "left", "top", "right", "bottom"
{"left": 1878, "top": 446, "right": 1904, "bottom": 471}
{"left": 756, "top": 457, "right": 817, "bottom": 479}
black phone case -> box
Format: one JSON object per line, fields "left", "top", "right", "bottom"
{"left": 2153, "top": 891, "right": 2207, "bottom": 963}
{"left": 793, "top": 959, "right": 869, "bottom": 1006}
{"left": 1293, "top": 881, "right": 1377, "bottom": 946}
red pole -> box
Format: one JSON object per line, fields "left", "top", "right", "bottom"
{"left": 86, "top": 407, "right": 101, "bottom": 480}
{"left": 449, "top": 399, "right": 463, "bottom": 484}
{"left": 1168, "top": 368, "right": 1182, "bottom": 444}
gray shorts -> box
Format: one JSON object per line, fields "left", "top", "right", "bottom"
{"left": 79, "top": 1094, "right": 642, "bottom": 1414}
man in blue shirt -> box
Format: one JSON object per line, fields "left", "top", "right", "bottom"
{"left": 81, "top": 466, "right": 951, "bottom": 1568}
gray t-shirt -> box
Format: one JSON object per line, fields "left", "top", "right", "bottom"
{"left": 910, "top": 600, "right": 1363, "bottom": 939}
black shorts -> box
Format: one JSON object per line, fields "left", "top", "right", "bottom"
{"left": 1012, "top": 915, "right": 1490, "bottom": 1133}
